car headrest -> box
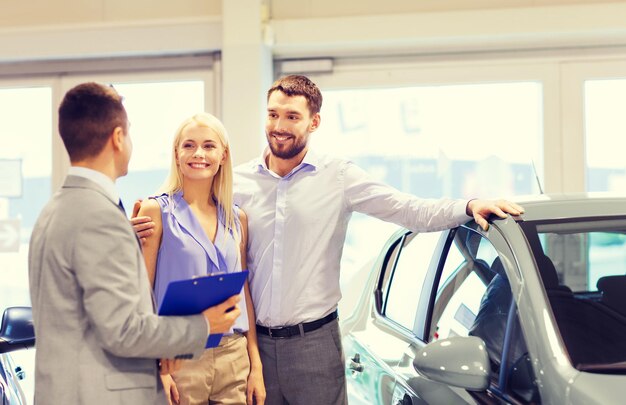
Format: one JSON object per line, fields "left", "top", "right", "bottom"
{"left": 597, "top": 275, "right": 626, "bottom": 292}
{"left": 535, "top": 254, "right": 559, "bottom": 289}
{"left": 596, "top": 275, "right": 626, "bottom": 315}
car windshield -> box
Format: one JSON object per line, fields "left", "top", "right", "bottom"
{"left": 521, "top": 218, "right": 626, "bottom": 372}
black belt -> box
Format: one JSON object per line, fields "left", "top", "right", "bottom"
{"left": 256, "top": 311, "right": 338, "bottom": 338}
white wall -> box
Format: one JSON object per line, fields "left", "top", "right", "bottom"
{"left": 0, "top": 1, "right": 221, "bottom": 62}
{"left": 0, "top": 0, "right": 618, "bottom": 27}
{"left": 0, "top": 0, "right": 220, "bottom": 27}
{"left": 269, "top": 1, "right": 626, "bottom": 58}
{"left": 270, "top": 0, "right": 622, "bottom": 19}
{"left": 3, "top": 0, "right": 626, "bottom": 61}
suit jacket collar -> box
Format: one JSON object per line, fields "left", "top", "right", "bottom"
{"left": 66, "top": 167, "right": 119, "bottom": 203}
{"left": 63, "top": 175, "right": 118, "bottom": 206}
{"left": 64, "top": 174, "right": 143, "bottom": 251}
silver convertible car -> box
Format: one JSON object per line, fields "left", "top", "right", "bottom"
{"left": 342, "top": 194, "right": 626, "bottom": 404}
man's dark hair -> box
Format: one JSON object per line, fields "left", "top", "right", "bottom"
{"left": 58, "top": 82, "right": 127, "bottom": 162}
{"left": 267, "top": 75, "right": 323, "bottom": 115}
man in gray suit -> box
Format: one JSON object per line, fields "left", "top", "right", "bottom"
{"left": 28, "top": 82, "right": 241, "bottom": 405}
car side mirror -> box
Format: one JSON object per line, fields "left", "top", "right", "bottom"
{"left": 413, "top": 336, "right": 490, "bottom": 391}
{"left": 0, "top": 306, "right": 35, "bottom": 354}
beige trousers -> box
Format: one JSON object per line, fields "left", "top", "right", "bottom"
{"left": 173, "top": 334, "right": 249, "bottom": 405}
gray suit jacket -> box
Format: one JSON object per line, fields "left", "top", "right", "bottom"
{"left": 28, "top": 175, "right": 208, "bottom": 405}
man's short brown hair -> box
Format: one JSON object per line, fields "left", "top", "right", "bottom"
{"left": 58, "top": 82, "right": 127, "bottom": 162}
{"left": 267, "top": 75, "right": 323, "bottom": 115}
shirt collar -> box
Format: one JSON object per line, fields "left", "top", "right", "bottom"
{"left": 254, "top": 147, "right": 319, "bottom": 177}
{"left": 67, "top": 166, "right": 119, "bottom": 204}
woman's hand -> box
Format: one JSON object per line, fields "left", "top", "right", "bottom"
{"left": 246, "top": 366, "right": 266, "bottom": 405}
{"left": 160, "top": 373, "right": 180, "bottom": 405}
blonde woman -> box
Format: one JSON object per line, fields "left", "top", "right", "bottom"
{"left": 137, "top": 113, "right": 265, "bottom": 405}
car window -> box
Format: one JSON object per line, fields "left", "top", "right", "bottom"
{"left": 383, "top": 231, "right": 444, "bottom": 331}
{"left": 434, "top": 227, "right": 541, "bottom": 403}
{"left": 429, "top": 229, "right": 493, "bottom": 341}
{"left": 528, "top": 222, "right": 626, "bottom": 371}
{"left": 539, "top": 230, "right": 626, "bottom": 293}
{"left": 433, "top": 271, "right": 485, "bottom": 340}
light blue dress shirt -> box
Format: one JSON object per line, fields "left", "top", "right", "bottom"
{"left": 234, "top": 148, "right": 470, "bottom": 327}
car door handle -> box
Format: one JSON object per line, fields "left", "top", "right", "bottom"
{"left": 15, "top": 366, "right": 25, "bottom": 380}
{"left": 349, "top": 353, "right": 364, "bottom": 373}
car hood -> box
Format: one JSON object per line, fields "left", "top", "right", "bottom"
{"left": 568, "top": 369, "right": 626, "bottom": 405}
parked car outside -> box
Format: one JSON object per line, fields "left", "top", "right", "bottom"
{"left": 0, "top": 307, "right": 35, "bottom": 405}
{"left": 342, "top": 194, "right": 626, "bottom": 404}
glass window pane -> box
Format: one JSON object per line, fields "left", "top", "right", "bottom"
{"left": 585, "top": 79, "right": 626, "bottom": 192}
{"left": 385, "top": 231, "right": 442, "bottom": 331}
{"left": 320, "top": 82, "right": 543, "bottom": 292}
{"left": 315, "top": 83, "right": 543, "bottom": 198}
{"left": 112, "top": 81, "right": 206, "bottom": 208}
{"left": 0, "top": 85, "right": 52, "bottom": 405}
{"left": 540, "top": 229, "right": 626, "bottom": 293}
{"left": 430, "top": 229, "right": 501, "bottom": 342}
{"left": 433, "top": 271, "right": 486, "bottom": 340}
{"left": 0, "top": 86, "right": 52, "bottom": 305}
{"left": 530, "top": 220, "right": 626, "bottom": 368}
{"left": 588, "top": 232, "right": 626, "bottom": 288}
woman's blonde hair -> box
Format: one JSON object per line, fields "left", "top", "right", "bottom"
{"left": 160, "top": 112, "right": 238, "bottom": 238}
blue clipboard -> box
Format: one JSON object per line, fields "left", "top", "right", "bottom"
{"left": 158, "top": 270, "right": 248, "bottom": 348}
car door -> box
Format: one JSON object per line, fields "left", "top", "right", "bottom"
{"left": 344, "top": 229, "right": 450, "bottom": 404}
{"left": 344, "top": 224, "right": 540, "bottom": 404}
{"left": 393, "top": 225, "right": 541, "bottom": 405}
{"left": 390, "top": 226, "right": 490, "bottom": 404}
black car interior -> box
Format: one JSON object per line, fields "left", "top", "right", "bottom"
{"left": 512, "top": 222, "right": 626, "bottom": 373}
{"left": 538, "top": 253, "right": 626, "bottom": 368}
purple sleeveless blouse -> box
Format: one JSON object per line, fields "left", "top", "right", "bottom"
{"left": 152, "top": 192, "right": 249, "bottom": 333}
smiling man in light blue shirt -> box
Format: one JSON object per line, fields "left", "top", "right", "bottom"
{"left": 132, "top": 75, "right": 524, "bottom": 405}
{"left": 231, "top": 75, "right": 524, "bottom": 405}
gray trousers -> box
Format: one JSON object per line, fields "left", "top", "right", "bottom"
{"left": 257, "top": 319, "right": 347, "bottom": 405}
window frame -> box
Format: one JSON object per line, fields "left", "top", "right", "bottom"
{"left": 374, "top": 228, "right": 451, "bottom": 341}
{"left": 560, "top": 58, "right": 626, "bottom": 192}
